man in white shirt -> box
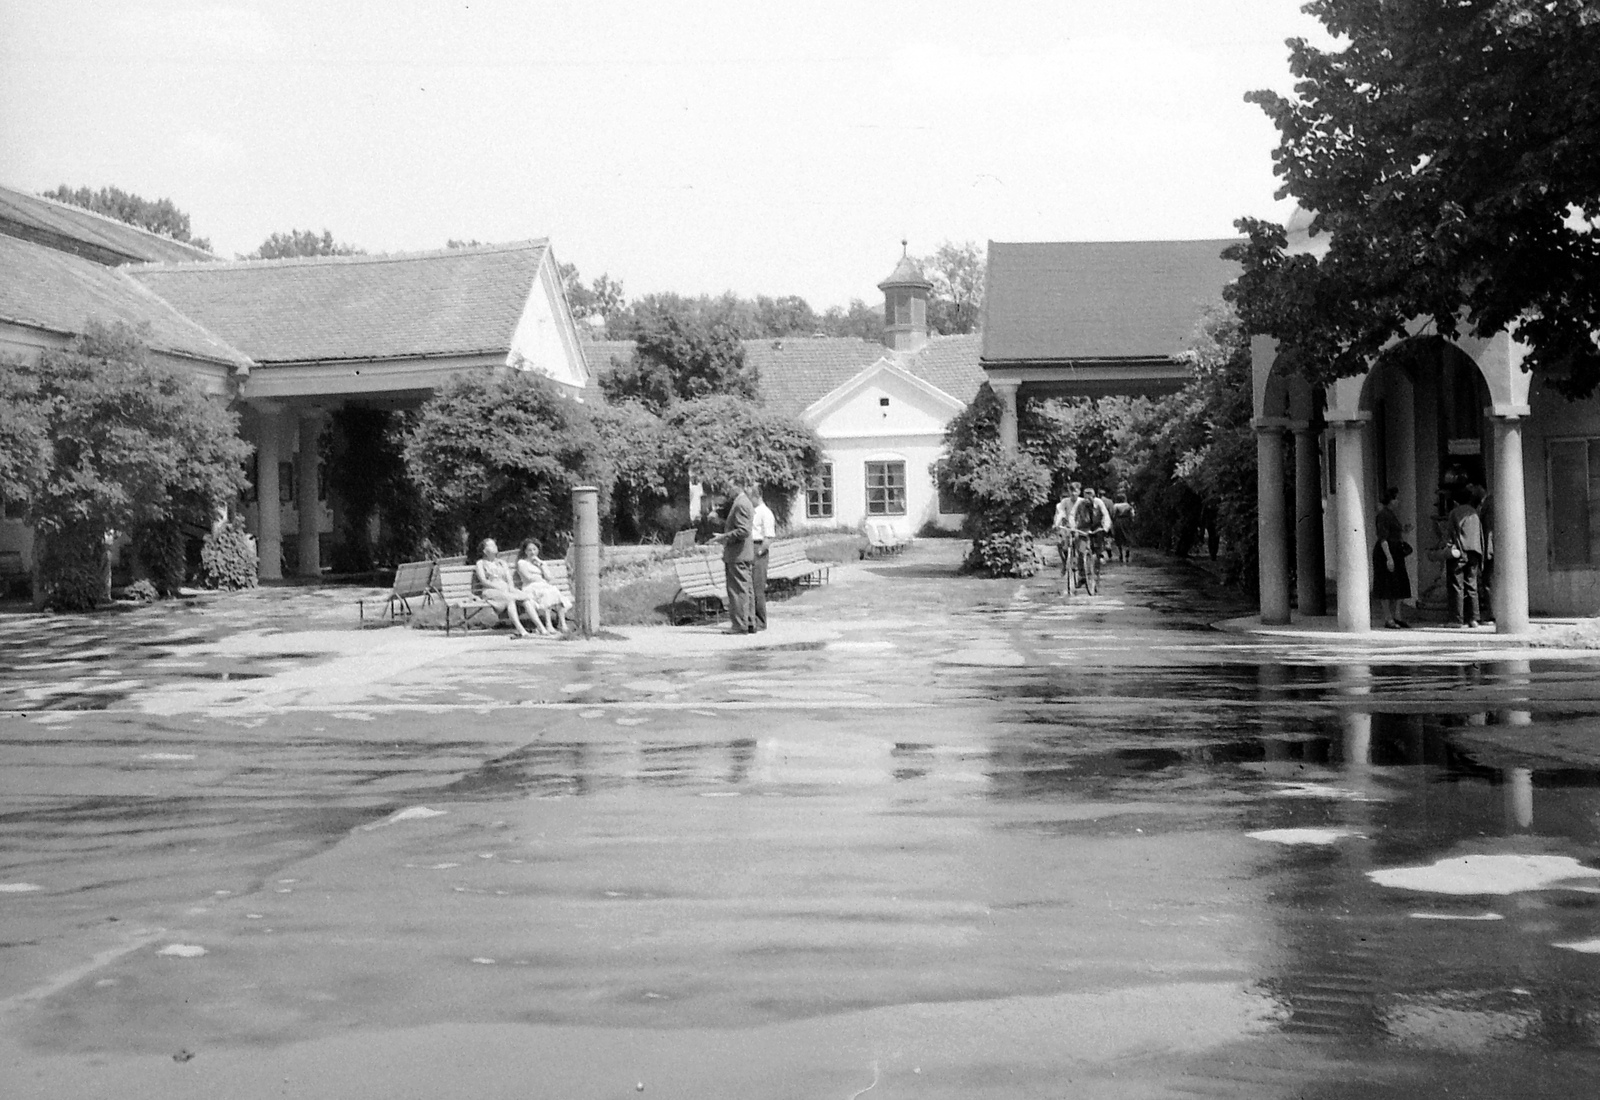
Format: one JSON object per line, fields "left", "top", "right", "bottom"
{"left": 750, "top": 484, "right": 776, "bottom": 631}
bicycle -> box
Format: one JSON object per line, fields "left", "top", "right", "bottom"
{"left": 1070, "top": 530, "right": 1105, "bottom": 596}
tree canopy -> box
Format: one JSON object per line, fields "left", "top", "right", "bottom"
{"left": 249, "top": 228, "right": 364, "bottom": 260}
{"left": 919, "top": 240, "right": 986, "bottom": 335}
{"left": 663, "top": 396, "right": 822, "bottom": 497}
{"left": 42, "top": 184, "right": 211, "bottom": 251}
{"left": 1228, "top": 0, "right": 1600, "bottom": 394}
{"left": 1, "top": 323, "right": 251, "bottom": 607}
{"left": 401, "top": 370, "right": 611, "bottom": 554}
{"left": 600, "top": 314, "right": 759, "bottom": 413}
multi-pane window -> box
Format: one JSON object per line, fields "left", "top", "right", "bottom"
{"left": 866, "top": 460, "right": 907, "bottom": 516}
{"left": 806, "top": 462, "right": 835, "bottom": 519}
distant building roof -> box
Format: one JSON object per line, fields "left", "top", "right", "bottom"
{"left": 0, "top": 234, "right": 250, "bottom": 369}
{"left": 128, "top": 241, "right": 549, "bottom": 364}
{"left": 586, "top": 332, "right": 983, "bottom": 418}
{"left": 0, "top": 184, "right": 217, "bottom": 266}
{"left": 980, "top": 240, "right": 1240, "bottom": 363}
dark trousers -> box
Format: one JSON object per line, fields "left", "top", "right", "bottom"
{"left": 1448, "top": 551, "right": 1482, "bottom": 625}
{"left": 752, "top": 544, "right": 768, "bottom": 630}
{"left": 725, "top": 558, "right": 753, "bottom": 632}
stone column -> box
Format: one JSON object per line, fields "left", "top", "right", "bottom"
{"left": 296, "top": 411, "right": 323, "bottom": 578}
{"left": 1330, "top": 417, "right": 1371, "bottom": 633}
{"left": 1292, "top": 423, "right": 1327, "bottom": 616}
{"left": 994, "top": 381, "right": 1019, "bottom": 454}
{"left": 1489, "top": 410, "right": 1530, "bottom": 634}
{"left": 1255, "top": 420, "right": 1290, "bottom": 625}
{"left": 255, "top": 405, "right": 283, "bottom": 581}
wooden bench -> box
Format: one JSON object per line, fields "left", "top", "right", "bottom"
{"left": 765, "top": 539, "right": 829, "bottom": 587}
{"left": 436, "top": 563, "right": 500, "bottom": 635}
{"left": 671, "top": 552, "right": 727, "bottom": 623}
{"left": 360, "top": 559, "right": 437, "bottom": 624}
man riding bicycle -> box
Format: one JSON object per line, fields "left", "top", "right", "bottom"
{"left": 1067, "top": 486, "right": 1114, "bottom": 594}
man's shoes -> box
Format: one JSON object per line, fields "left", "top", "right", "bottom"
{"left": 1395, "top": 620, "right": 1411, "bottom": 629}
{"left": 1466, "top": 620, "right": 1481, "bottom": 628}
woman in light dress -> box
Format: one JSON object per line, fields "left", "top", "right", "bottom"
{"left": 516, "top": 538, "right": 572, "bottom": 635}
{"left": 472, "top": 538, "right": 540, "bottom": 639}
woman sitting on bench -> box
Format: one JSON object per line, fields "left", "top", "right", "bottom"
{"left": 516, "top": 538, "right": 572, "bottom": 635}
{"left": 473, "top": 538, "right": 539, "bottom": 638}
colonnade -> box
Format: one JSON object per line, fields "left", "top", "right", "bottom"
{"left": 250, "top": 401, "right": 327, "bottom": 581}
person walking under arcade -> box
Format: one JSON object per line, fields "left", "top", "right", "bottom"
{"left": 1446, "top": 485, "right": 1485, "bottom": 628}
{"left": 1372, "top": 486, "right": 1411, "bottom": 629}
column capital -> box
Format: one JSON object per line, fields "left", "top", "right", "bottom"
{"left": 1252, "top": 417, "right": 1294, "bottom": 433}
{"left": 1324, "top": 411, "right": 1371, "bottom": 426}
{"left": 1487, "top": 403, "right": 1531, "bottom": 420}
{"left": 250, "top": 399, "right": 286, "bottom": 416}
{"left": 988, "top": 378, "right": 1020, "bottom": 394}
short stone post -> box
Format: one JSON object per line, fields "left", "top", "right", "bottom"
{"left": 572, "top": 486, "right": 600, "bottom": 637}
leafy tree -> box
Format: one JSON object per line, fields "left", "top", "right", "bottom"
{"left": 663, "top": 396, "right": 822, "bottom": 511}
{"left": 1120, "top": 306, "right": 1259, "bottom": 585}
{"left": 1230, "top": 0, "right": 1600, "bottom": 395}
{"left": 42, "top": 184, "right": 212, "bottom": 251}
{"left": 601, "top": 314, "right": 759, "bottom": 413}
{"left": 819, "top": 298, "right": 885, "bottom": 342}
{"left": 401, "top": 370, "right": 611, "bottom": 555}
{"left": 249, "top": 229, "right": 364, "bottom": 260}
{"left": 919, "top": 240, "right": 986, "bottom": 335}
{"left": 558, "top": 261, "right": 627, "bottom": 325}
{"left": 2, "top": 323, "right": 251, "bottom": 608}
{"left": 590, "top": 399, "right": 674, "bottom": 541}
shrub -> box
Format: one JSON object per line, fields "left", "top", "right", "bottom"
{"left": 132, "top": 521, "right": 186, "bottom": 596}
{"left": 122, "top": 578, "right": 159, "bottom": 603}
{"left": 38, "top": 524, "right": 106, "bottom": 611}
{"left": 975, "top": 531, "right": 1041, "bottom": 577}
{"left": 200, "top": 518, "right": 258, "bottom": 590}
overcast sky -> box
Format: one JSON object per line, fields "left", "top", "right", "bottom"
{"left": 0, "top": 1, "right": 1331, "bottom": 308}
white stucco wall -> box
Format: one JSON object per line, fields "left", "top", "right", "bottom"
{"left": 507, "top": 255, "right": 587, "bottom": 397}
{"left": 789, "top": 366, "right": 966, "bottom": 537}
{"left": 1522, "top": 380, "right": 1600, "bottom": 616}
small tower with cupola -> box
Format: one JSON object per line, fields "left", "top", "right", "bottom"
{"left": 877, "top": 240, "right": 932, "bottom": 352}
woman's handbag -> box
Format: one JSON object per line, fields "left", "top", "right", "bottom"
{"left": 1399, "top": 541, "right": 1413, "bottom": 558}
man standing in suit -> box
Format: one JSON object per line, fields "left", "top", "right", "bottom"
{"left": 750, "top": 483, "right": 776, "bottom": 631}
{"left": 719, "top": 482, "right": 755, "bottom": 634}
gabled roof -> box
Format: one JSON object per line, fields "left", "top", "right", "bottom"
{"left": 584, "top": 332, "right": 984, "bottom": 418}
{"left": 0, "top": 234, "right": 250, "bottom": 370}
{"left": 0, "top": 184, "right": 217, "bottom": 266}
{"left": 128, "top": 241, "right": 550, "bottom": 364}
{"left": 980, "top": 239, "right": 1240, "bottom": 363}
{"left": 802, "top": 355, "right": 967, "bottom": 425}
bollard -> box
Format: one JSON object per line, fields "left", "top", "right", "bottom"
{"left": 572, "top": 486, "right": 600, "bottom": 637}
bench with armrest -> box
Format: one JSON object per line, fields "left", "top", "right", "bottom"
{"left": 670, "top": 528, "right": 698, "bottom": 553}
{"left": 670, "top": 552, "right": 727, "bottom": 623}
{"left": 765, "top": 539, "right": 829, "bottom": 587}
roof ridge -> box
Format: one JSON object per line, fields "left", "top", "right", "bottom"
{"left": 1, "top": 182, "right": 216, "bottom": 259}
{"left": 113, "top": 268, "right": 253, "bottom": 366}
{"left": 130, "top": 237, "right": 551, "bottom": 273}
{"left": 990, "top": 237, "right": 1242, "bottom": 246}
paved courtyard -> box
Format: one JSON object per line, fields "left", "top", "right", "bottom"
{"left": 4, "top": 542, "right": 1600, "bottom": 1098}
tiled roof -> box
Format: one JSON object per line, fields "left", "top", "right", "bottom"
{"left": 128, "top": 241, "right": 548, "bottom": 364}
{"left": 744, "top": 336, "right": 887, "bottom": 417}
{"left": 0, "top": 234, "right": 250, "bottom": 369}
{"left": 585, "top": 333, "right": 982, "bottom": 417}
{"left": 582, "top": 339, "right": 638, "bottom": 377}
{"left": 981, "top": 240, "right": 1240, "bottom": 362}
{"left": 906, "top": 334, "right": 984, "bottom": 403}
{"left": 0, "top": 184, "right": 217, "bottom": 266}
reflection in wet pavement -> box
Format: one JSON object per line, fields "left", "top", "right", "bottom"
{"left": 5, "top": 554, "right": 1600, "bottom": 1095}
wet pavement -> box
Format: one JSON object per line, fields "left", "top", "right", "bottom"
{"left": 4, "top": 543, "right": 1600, "bottom": 1097}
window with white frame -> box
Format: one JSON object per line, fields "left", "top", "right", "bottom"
{"left": 866, "top": 460, "right": 907, "bottom": 516}
{"left": 806, "top": 462, "right": 834, "bottom": 519}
